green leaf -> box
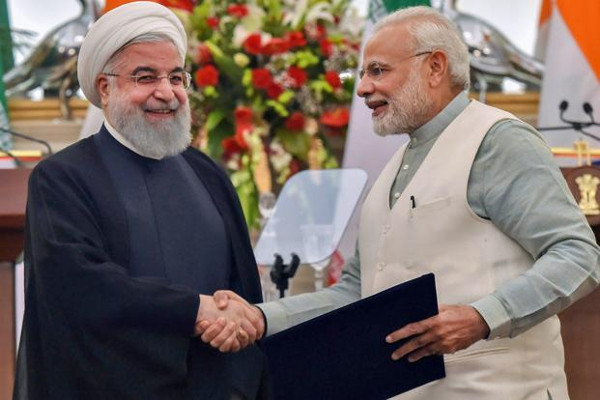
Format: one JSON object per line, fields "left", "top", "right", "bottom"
{"left": 204, "top": 41, "right": 243, "bottom": 82}
{"left": 230, "top": 169, "right": 259, "bottom": 229}
{"left": 266, "top": 100, "right": 289, "bottom": 117}
{"left": 204, "top": 86, "right": 217, "bottom": 98}
{"left": 277, "top": 128, "right": 310, "bottom": 161}
{"left": 242, "top": 69, "right": 252, "bottom": 87}
{"left": 278, "top": 90, "right": 295, "bottom": 105}
{"left": 206, "top": 118, "right": 233, "bottom": 159}
{"left": 294, "top": 50, "right": 319, "bottom": 69}
{"left": 205, "top": 109, "right": 226, "bottom": 132}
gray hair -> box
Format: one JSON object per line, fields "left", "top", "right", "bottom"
{"left": 103, "top": 32, "right": 180, "bottom": 76}
{"left": 372, "top": 6, "right": 470, "bottom": 91}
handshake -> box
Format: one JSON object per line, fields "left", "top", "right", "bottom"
{"left": 194, "top": 291, "right": 265, "bottom": 352}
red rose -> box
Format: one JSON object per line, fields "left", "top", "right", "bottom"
{"left": 234, "top": 123, "right": 251, "bottom": 150}
{"left": 285, "top": 31, "right": 307, "bottom": 48}
{"left": 325, "top": 71, "right": 341, "bottom": 89}
{"left": 243, "top": 33, "right": 263, "bottom": 55}
{"left": 267, "top": 83, "right": 284, "bottom": 99}
{"left": 251, "top": 68, "right": 273, "bottom": 89}
{"left": 206, "top": 17, "right": 220, "bottom": 29}
{"left": 320, "top": 108, "right": 350, "bottom": 128}
{"left": 222, "top": 137, "right": 245, "bottom": 155}
{"left": 262, "top": 37, "right": 290, "bottom": 55}
{"left": 234, "top": 107, "right": 253, "bottom": 124}
{"left": 227, "top": 4, "right": 249, "bottom": 18}
{"left": 284, "top": 112, "right": 305, "bottom": 131}
{"left": 194, "top": 64, "right": 219, "bottom": 87}
{"left": 195, "top": 43, "right": 212, "bottom": 65}
{"left": 287, "top": 66, "right": 307, "bottom": 88}
{"left": 320, "top": 39, "right": 333, "bottom": 57}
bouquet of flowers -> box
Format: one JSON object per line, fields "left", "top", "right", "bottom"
{"left": 182, "top": 0, "right": 363, "bottom": 228}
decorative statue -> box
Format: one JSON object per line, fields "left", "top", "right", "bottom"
{"left": 3, "top": 0, "right": 101, "bottom": 119}
{"left": 435, "top": 0, "right": 544, "bottom": 101}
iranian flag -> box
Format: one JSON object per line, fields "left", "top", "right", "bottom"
{"left": 537, "top": 0, "right": 600, "bottom": 153}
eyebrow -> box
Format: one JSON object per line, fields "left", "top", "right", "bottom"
{"left": 130, "top": 66, "right": 186, "bottom": 75}
{"left": 360, "top": 61, "right": 391, "bottom": 72}
{"left": 365, "top": 60, "right": 392, "bottom": 69}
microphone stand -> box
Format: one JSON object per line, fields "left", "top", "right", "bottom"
{"left": 270, "top": 253, "right": 300, "bottom": 298}
{"left": 0, "top": 145, "right": 25, "bottom": 167}
{"left": 538, "top": 100, "right": 600, "bottom": 143}
{"left": 0, "top": 127, "right": 54, "bottom": 155}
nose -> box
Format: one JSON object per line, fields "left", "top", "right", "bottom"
{"left": 152, "top": 77, "right": 176, "bottom": 101}
{"left": 357, "top": 77, "right": 374, "bottom": 98}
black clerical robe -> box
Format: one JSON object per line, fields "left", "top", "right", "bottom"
{"left": 14, "top": 128, "right": 268, "bottom": 400}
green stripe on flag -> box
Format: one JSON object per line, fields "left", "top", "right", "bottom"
{"left": 369, "top": 0, "right": 431, "bottom": 22}
{"left": 0, "top": 0, "right": 14, "bottom": 115}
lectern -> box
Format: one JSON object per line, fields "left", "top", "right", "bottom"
{"left": 0, "top": 168, "right": 30, "bottom": 400}
{"left": 559, "top": 165, "right": 600, "bottom": 400}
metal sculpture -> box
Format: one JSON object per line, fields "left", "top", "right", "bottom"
{"left": 3, "top": 0, "right": 101, "bottom": 119}
{"left": 436, "top": 0, "right": 544, "bottom": 101}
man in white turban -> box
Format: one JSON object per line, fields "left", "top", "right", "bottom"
{"left": 14, "top": 3, "right": 268, "bottom": 399}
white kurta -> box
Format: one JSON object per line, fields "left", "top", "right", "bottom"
{"left": 359, "top": 101, "right": 569, "bottom": 400}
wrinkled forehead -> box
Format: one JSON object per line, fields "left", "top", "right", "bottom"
{"left": 110, "top": 39, "right": 184, "bottom": 71}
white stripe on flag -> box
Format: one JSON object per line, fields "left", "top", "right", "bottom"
{"left": 538, "top": 6, "right": 600, "bottom": 161}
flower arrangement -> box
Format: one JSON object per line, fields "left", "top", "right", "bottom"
{"left": 181, "top": 0, "right": 363, "bottom": 228}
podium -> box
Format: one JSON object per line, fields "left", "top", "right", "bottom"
{"left": 558, "top": 166, "right": 600, "bottom": 400}
{"left": 0, "top": 168, "right": 30, "bottom": 400}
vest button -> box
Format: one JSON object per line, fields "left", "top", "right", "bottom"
{"left": 377, "top": 263, "right": 385, "bottom": 271}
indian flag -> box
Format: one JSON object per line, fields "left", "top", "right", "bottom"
{"left": 537, "top": 0, "right": 600, "bottom": 155}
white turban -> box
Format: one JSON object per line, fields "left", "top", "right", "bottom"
{"left": 77, "top": 1, "right": 187, "bottom": 108}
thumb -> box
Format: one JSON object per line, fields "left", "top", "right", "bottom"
{"left": 214, "top": 290, "right": 232, "bottom": 309}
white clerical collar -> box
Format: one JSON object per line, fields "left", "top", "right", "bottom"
{"left": 103, "top": 119, "right": 163, "bottom": 160}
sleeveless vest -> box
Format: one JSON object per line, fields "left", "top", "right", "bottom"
{"left": 359, "top": 101, "right": 569, "bottom": 399}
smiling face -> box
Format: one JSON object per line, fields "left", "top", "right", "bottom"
{"left": 97, "top": 40, "right": 191, "bottom": 158}
{"left": 357, "top": 24, "right": 434, "bottom": 136}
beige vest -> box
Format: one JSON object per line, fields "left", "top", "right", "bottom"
{"left": 359, "top": 101, "right": 569, "bottom": 400}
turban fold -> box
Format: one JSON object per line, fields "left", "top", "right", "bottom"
{"left": 77, "top": 1, "right": 187, "bottom": 108}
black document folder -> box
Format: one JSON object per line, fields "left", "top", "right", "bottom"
{"left": 263, "top": 273, "right": 445, "bottom": 400}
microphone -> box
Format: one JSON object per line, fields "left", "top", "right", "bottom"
{"left": 583, "top": 102, "right": 595, "bottom": 124}
{"left": 559, "top": 100, "right": 569, "bottom": 122}
{"left": 559, "top": 100, "right": 569, "bottom": 112}
{"left": 537, "top": 100, "right": 599, "bottom": 142}
{"left": 0, "top": 126, "right": 53, "bottom": 155}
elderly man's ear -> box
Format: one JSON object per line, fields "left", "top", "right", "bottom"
{"left": 97, "top": 75, "right": 111, "bottom": 108}
{"left": 426, "top": 50, "right": 450, "bottom": 88}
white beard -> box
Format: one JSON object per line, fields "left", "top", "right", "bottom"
{"left": 370, "top": 69, "right": 433, "bottom": 136}
{"left": 108, "top": 88, "right": 192, "bottom": 159}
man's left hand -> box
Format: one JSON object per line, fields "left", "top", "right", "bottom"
{"left": 386, "top": 304, "right": 490, "bottom": 362}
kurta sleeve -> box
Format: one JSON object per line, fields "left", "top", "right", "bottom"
{"left": 469, "top": 120, "right": 600, "bottom": 338}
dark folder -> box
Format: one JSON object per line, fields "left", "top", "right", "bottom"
{"left": 263, "top": 273, "right": 445, "bottom": 400}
